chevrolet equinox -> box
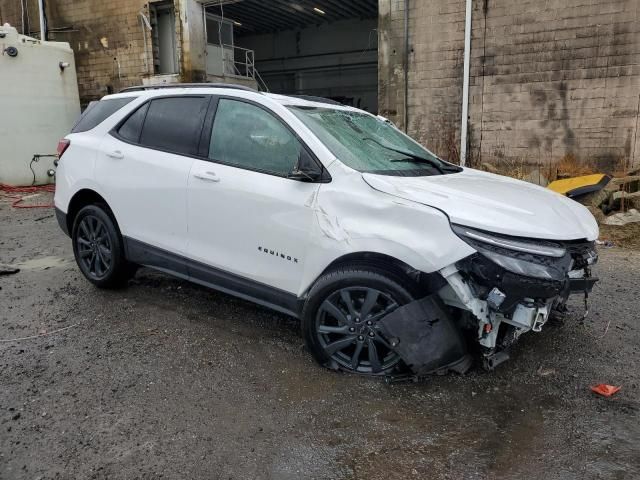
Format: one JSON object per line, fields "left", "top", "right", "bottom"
{"left": 54, "top": 84, "right": 599, "bottom": 377}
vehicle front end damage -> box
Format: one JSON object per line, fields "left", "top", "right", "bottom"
{"left": 438, "top": 225, "right": 598, "bottom": 370}
{"left": 378, "top": 226, "right": 598, "bottom": 379}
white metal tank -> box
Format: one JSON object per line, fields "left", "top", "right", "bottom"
{"left": 0, "top": 24, "right": 80, "bottom": 186}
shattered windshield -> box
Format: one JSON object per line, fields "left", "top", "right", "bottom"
{"left": 288, "top": 106, "right": 461, "bottom": 176}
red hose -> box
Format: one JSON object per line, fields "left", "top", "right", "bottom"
{"left": 0, "top": 184, "right": 55, "bottom": 209}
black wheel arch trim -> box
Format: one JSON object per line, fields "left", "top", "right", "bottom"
{"left": 55, "top": 207, "right": 69, "bottom": 237}
{"left": 64, "top": 189, "right": 111, "bottom": 235}
{"left": 306, "top": 251, "right": 446, "bottom": 299}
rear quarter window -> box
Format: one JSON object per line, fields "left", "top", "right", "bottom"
{"left": 71, "top": 97, "right": 137, "bottom": 133}
{"left": 117, "top": 103, "right": 149, "bottom": 143}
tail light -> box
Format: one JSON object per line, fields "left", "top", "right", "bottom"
{"left": 57, "top": 139, "right": 71, "bottom": 158}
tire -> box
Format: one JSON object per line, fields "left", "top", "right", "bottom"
{"left": 71, "top": 204, "right": 135, "bottom": 289}
{"left": 302, "top": 267, "right": 415, "bottom": 376}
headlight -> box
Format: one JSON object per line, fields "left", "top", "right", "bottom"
{"left": 453, "top": 226, "right": 566, "bottom": 257}
{"left": 452, "top": 225, "right": 570, "bottom": 281}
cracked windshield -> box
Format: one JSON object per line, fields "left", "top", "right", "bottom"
{"left": 289, "top": 106, "right": 460, "bottom": 176}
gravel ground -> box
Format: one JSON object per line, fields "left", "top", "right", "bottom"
{"left": 1, "top": 199, "right": 639, "bottom": 479}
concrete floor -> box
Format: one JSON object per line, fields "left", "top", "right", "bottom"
{"left": 1, "top": 200, "right": 639, "bottom": 479}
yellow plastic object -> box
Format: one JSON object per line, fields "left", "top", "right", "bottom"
{"left": 547, "top": 174, "right": 610, "bottom": 198}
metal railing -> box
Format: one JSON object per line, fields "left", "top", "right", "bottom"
{"left": 220, "top": 44, "right": 254, "bottom": 78}
{"left": 220, "top": 44, "right": 269, "bottom": 92}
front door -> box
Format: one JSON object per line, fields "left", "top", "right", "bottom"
{"left": 187, "top": 97, "right": 320, "bottom": 295}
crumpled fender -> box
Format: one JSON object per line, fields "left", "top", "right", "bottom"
{"left": 297, "top": 166, "right": 475, "bottom": 296}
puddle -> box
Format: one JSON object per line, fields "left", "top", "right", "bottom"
{"left": 13, "top": 256, "right": 73, "bottom": 271}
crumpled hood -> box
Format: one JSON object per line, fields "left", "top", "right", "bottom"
{"left": 362, "top": 168, "right": 599, "bottom": 241}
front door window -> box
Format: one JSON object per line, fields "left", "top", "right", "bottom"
{"left": 209, "top": 99, "right": 302, "bottom": 177}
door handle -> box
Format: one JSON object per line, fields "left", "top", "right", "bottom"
{"left": 106, "top": 150, "right": 124, "bottom": 159}
{"left": 193, "top": 171, "right": 220, "bottom": 183}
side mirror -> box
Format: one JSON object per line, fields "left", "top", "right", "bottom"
{"left": 289, "top": 149, "right": 322, "bottom": 182}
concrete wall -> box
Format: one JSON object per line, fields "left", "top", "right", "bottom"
{"left": 379, "top": 0, "right": 640, "bottom": 170}
{"left": 379, "top": 0, "right": 465, "bottom": 159}
{"left": 181, "top": 0, "right": 207, "bottom": 82}
{"left": 237, "top": 18, "right": 378, "bottom": 112}
{"left": 0, "top": 0, "right": 208, "bottom": 106}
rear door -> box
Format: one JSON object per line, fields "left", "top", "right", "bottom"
{"left": 96, "top": 95, "right": 210, "bottom": 259}
{"left": 186, "top": 97, "right": 320, "bottom": 295}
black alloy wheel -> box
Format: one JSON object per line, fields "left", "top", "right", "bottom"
{"left": 75, "top": 214, "right": 113, "bottom": 280}
{"left": 303, "top": 267, "right": 415, "bottom": 376}
{"left": 316, "top": 286, "right": 400, "bottom": 374}
{"left": 71, "top": 204, "right": 135, "bottom": 288}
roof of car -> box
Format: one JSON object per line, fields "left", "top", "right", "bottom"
{"left": 105, "top": 83, "right": 360, "bottom": 112}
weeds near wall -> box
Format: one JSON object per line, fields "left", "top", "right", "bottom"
{"left": 552, "top": 153, "right": 596, "bottom": 180}
{"left": 444, "top": 127, "right": 460, "bottom": 165}
{"left": 479, "top": 158, "right": 529, "bottom": 180}
{"left": 476, "top": 152, "right": 632, "bottom": 186}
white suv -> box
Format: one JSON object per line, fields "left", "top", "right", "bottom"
{"left": 55, "top": 84, "right": 599, "bottom": 377}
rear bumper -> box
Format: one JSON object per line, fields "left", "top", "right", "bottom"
{"left": 55, "top": 207, "right": 69, "bottom": 237}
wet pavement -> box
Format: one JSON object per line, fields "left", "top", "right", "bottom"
{"left": 1, "top": 201, "right": 639, "bottom": 479}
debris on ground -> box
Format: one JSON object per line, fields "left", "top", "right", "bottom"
{"left": 544, "top": 170, "right": 640, "bottom": 250}
{"left": 609, "top": 190, "right": 640, "bottom": 212}
{"left": 595, "top": 239, "right": 615, "bottom": 248}
{"left": 547, "top": 173, "right": 611, "bottom": 199}
{"left": 0, "top": 323, "right": 79, "bottom": 343}
{"left": 599, "top": 222, "right": 640, "bottom": 250}
{"left": 558, "top": 173, "right": 639, "bottom": 213}
{"left": 601, "top": 176, "right": 640, "bottom": 214}
{"left": 590, "top": 384, "right": 621, "bottom": 397}
{"left": 0, "top": 267, "right": 20, "bottom": 276}
{"left": 603, "top": 209, "right": 640, "bottom": 226}
{"left": 536, "top": 366, "right": 557, "bottom": 377}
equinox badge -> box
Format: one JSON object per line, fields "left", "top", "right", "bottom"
{"left": 258, "top": 246, "right": 299, "bottom": 263}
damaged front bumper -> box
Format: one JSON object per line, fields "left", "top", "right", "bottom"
{"left": 437, "top": 229, "right": 598, "bottom": 367}
{"left": 371, "top": 229, "right": 598, "bottom": 379}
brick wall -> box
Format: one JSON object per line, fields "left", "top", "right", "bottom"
{"left": 379, "top": 0, "right": 640, "bottom": 170}
{"left": 0, "top": 0, "right": 207, "bottom": 106}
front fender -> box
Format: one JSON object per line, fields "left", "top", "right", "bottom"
{"left": 298, "top": 171, "right": 475, "bottom": 296}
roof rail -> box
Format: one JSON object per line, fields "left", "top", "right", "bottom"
{"left": 119, "top": 83, "right": 257, "bottom": 93}
{"left": 287, "top": 95, "right": 343, "bottom": 106}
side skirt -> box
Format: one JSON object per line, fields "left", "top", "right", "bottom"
{"left": 123, "top": 237, "right": 301, "bottom": 318}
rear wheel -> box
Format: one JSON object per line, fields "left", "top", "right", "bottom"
{"left": 302, "top": 267, "right": 415, "bottom": 375}
{"left": 71, "top": 204, "right": 135, "bottom": 288}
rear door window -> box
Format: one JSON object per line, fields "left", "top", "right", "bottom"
{"left": 72, "top": 97, "right": 136, "bottom": 133}
{"left": 138, "top": 96, "right": 210, "bottom": 156}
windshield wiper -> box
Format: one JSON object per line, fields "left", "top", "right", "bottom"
{"left": 362, "top": 137, "right": 444, "bottom": 174}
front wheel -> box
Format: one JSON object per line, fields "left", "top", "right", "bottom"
{"left": 302, "top": 267, "right": 415, "bottom": 375}
{"left": 71, "top": 204, "right": 135, "bottom": 289}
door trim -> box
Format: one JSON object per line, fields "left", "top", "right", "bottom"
{"left": 123, "top": 237, "right": 302, "bottom": 318}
